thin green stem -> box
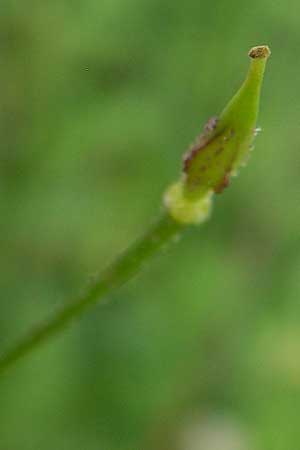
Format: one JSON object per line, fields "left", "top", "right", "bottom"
{"left": 0, "top": 211, "right": 185, "bottom": 375}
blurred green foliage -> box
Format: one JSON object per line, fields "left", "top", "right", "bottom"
{"left": 0, "top": 1, "right": 300, "bottom": 449}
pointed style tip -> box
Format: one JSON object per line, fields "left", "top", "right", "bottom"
{"left": 248, "top": 45, "right": 271, "bottom": 59}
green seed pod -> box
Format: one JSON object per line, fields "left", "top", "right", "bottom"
{"left": 165, "top": 45, "right": 270, "bottom": 224}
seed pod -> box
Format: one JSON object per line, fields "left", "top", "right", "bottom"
{"left": 183, "top": 45, "right": 271, "bottom": 199}
{"left": 164, "top": 45, "right": 270, "bottom": 224}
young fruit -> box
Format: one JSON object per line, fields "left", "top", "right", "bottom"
{"left": 165, "top": 45, "right": 271, "bottom": 224}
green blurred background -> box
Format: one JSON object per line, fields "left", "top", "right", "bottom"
{"left": 1, "top": 1, "right": 300, "bottom": 449}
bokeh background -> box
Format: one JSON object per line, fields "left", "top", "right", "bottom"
{"left": 1, "top": 1, "right": 300, "bottom": 449}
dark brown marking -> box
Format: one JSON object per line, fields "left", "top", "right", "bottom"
{"left": 183, "top": 116, "right": 219, "bottom": 173}
{"left": 214, "top": 173, "right": 230, "bottom": 194}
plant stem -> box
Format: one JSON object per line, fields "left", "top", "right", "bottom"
{"left": 0, "top": 211, "right": 185, "bottom": 375}
{"left": 0, "top": 45, "right": 270, "bottom": 375}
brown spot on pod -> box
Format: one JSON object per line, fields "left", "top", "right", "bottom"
{"left": 214, "top": 173, "right": 230, "bottom": 194}
{"left": 183, "top": 116, "right": 219, "bottom": 173}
